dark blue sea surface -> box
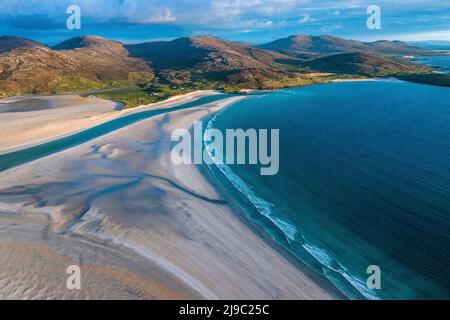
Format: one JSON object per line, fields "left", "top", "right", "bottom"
{"left": 414, "top": 55, "right": 450, "bottom": 73}
{"left": 206, "top": 80, "right": 450, "bottom": 299}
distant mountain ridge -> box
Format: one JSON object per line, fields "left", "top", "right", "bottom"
{"left": 52, "top": 36, "right": 126, "bottom": 53}
{"left": 0, "top": 36, "right": 47, "bottom": 53}
{"left": 0, "top": 35, "right": 312, "bottom": 94}
{"left": 258, "top": 35, "right": 433, "bottom": 59}
{"left": 0, "top": 34, "right": 440, "bottom": 96}
{"left": 409, "top": 41, "right": 450, "bottom": 51}
{"left": 303, "top": 52, "right": 432, "bottom": 76}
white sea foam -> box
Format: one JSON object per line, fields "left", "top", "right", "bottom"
{"left": 303, "top": 241, "right": 338, "bottom": 271}
{"left": 303, "top": 239, "right": 381, "bottom": 300}
{"left": 205, "top": 109, "right": 298, "bottom": 241}
{"left": 204, "top": 106, "right": 381, "bottom": 300}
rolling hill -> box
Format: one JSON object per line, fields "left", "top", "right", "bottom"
{"left": 258, "top": 35, "right": 434, "bottom": 59}
{"left": 0, "top": 35, "right": 317, "bottom": 95}
{"left": 0, "top": 34, "right": 442, "bottom": 98}
{"left": 0, "top": 36, "right": 152, "bottom": 94}
{"left": 53, "top": 35, "right": 122, "bottom": 50}
{"left": 125, "top": 36, "right": 302, "bottom": 86}
{"left": 303, "top": 52, "right": 432, "bottom": 76}
{"left": 0, "top": 36, "right": 47, "bottom": 53}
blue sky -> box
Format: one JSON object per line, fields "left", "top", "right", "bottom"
{"left": 0, "top": 0, "right": 449, "bottom": 45}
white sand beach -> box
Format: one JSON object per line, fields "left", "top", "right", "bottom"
{"left": 0, "top": 93, "right": 339, "bottom": 299}
{"left": 0, "top": 91, "right": 220, "bottom": 153}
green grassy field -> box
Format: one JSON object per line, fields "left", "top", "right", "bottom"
{"left": 92, "top": 81, "right": 276, "bottom": 108}
{"left": 93, "top": 82, "right": 219, "bottom": 108}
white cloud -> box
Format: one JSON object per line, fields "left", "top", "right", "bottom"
{"left": 1, "top": 0, "right": 450, "bottom": 42}
{"left": 363, "top": 30, "right": 450, "bottom": 42}
{"left": 141, "top": 9, "right": 176, "bottom": 24}
{"left": 298, "top": 13, "right": 312, "bottom": 24}
{"left": 320, "top": 23, "right": 343, "bottom": 33}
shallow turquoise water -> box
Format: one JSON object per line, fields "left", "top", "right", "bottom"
{"left": 206, "top": 80, "right": 450, "bottom": 299}
{"left": 0, "top": 94, "right": 231, "bottom": 172}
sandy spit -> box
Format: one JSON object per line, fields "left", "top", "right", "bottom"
{"left": 0, "top": 94, "right": 339, "bottom": 299}
{"left": 0, "top": 90, "right": 221, "bottom": 154}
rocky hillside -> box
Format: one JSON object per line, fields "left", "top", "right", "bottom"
{"left": 0, "top": 34, "right": 439, "bottom": 96}
{"left": 125, "top": 36, "right": 302, "bottom": 86}
{"left": 0, "top": 35, "right": 315, "bottom": 95}
{"left": 0, "top": 36, "right": 152, "bottom": 94}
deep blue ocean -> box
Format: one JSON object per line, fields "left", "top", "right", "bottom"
{"left": 205, "top": 80, "right": 450, "bottom": 299}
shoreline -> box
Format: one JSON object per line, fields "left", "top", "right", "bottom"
{"left": 0, "top": 78, "right": 385, "bottom": 155}
{"left": 2, "top": 79, "right": 407, "bottom": 298}
{"left": 197, "top": 135, "right": 346, "bottom": 300}
{"left": 197, "top": 101, "right": 346, "bottom": 299}
{"left": 0, "top": 94, "right": 339, "bottom": 299}
{"left": 331, "top": 78, "right": 374, "bottom": 83}
{"left": 0, "top": 90, "right": 223, "bottom": 154}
